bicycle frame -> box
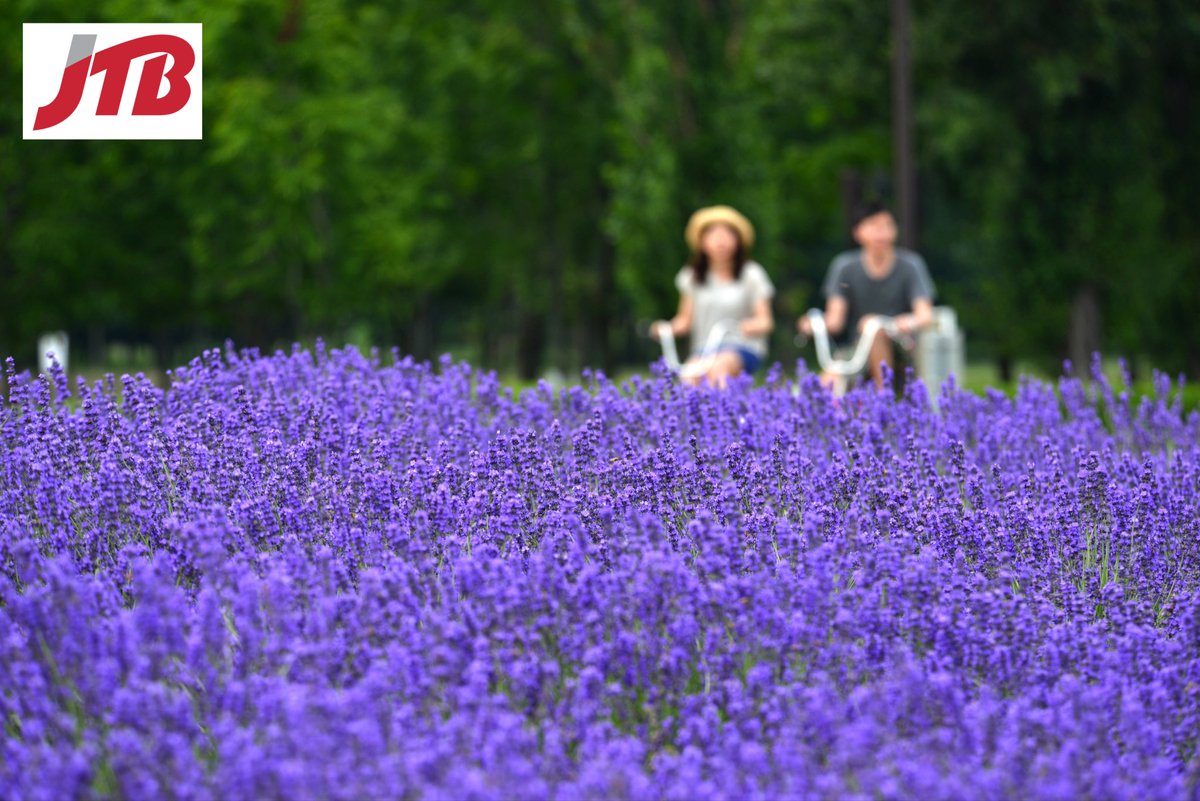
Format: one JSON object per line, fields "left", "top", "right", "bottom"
{"left": 652, "top": 319, "right": 739, "bottom": 379}
{"left": 797, "top": 308, "right": 913, "bottom": 384}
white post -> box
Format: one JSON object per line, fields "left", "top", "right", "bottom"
{"left": 38, "top": 331, "right": 69, "bottom": 374}
{"left": 916, "top": 307, "right": 964, "bottom": 401}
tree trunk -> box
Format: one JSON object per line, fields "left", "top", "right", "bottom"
{"left": 595, "top": 232, "right": 616, "bottom": 374}
{"left": 891, "top": 0, "right": 918, "bottom": 249}
{"left": 517, "top": 310, "right": 545, "bottom": 381}
{"left": 410, "top": 297, "right": 433, "bottom": 361}
{"left": 1068, "top": 284, "right": 1102, "bottom": 378}
{"left": 840, "top": 170, "right": 865, "bottom": 237}
{"left": 480, "top": 313, "right": 497, "bottom": 371}
{"left": 88, "top": 323, "right": 107, "bottom": 367}
{"left": 153, "top": 329, "right": 173, "bottom": 372}
{"left": 997, "top": 354, "right": 1013, "bottom": 384}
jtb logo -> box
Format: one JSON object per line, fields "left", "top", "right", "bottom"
{"left": 24, "top": 24, "right": 202, "bottom": 140}
{"left": 34, "top": 34, "right": 195, "bottom": 130}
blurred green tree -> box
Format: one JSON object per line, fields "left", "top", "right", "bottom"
{"left": 1, "top": 0, "right": 1197, "bottom": 379}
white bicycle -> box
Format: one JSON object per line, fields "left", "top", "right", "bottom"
{"left": 644, "top": 318, "right": 740, "bottom": 381}
{"left": 794, "top": 308, "right": 915, "bottom": 394}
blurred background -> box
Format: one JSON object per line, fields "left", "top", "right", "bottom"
{"left": 3, "top": 1, "right": 1199, "bottom": 387}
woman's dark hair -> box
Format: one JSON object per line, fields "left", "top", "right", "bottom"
{"left": 688, "top": 223, "right": 747, "bottom": 285}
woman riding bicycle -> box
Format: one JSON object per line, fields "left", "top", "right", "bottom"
{"left": 651, "top": 205, "right": 775, "bottom": 388}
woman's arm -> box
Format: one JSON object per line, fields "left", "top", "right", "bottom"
{"left": 654, "top": 295, "right": 693, "bottom": 337}
{"left": 739, "top": 298, "right": 774, "bottom": 337}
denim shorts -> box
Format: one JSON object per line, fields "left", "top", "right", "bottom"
{"left": 705, "top": 345, "right": 761, "bottom": 374}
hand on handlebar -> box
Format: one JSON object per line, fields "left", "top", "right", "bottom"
{"left": 860, "top": 314, "right": 918, "bottom": 351}
{"left": 857, "top": 315, "right": 880, "bottom": 335}
{"left": 862, "top": 313, "right": 920, "bottom": 335}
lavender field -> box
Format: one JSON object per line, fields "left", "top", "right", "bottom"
{"left": 2, "top": 346, "right": 1199, "bottom": 800}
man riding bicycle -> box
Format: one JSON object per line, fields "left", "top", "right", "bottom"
{"left": 798, "top": 201, "right": 935, "bottom": 390}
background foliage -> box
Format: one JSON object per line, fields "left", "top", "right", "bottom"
{"left": 2, "top": 0, "right": 1198, "bottom": 379}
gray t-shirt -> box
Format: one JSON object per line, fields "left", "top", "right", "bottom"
{"left": 821, "top": 248, "right": 935, "bottom": 343}
{"left": 675, "top": 261, "right": 775, "bottom": 357}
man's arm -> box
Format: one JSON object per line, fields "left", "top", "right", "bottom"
{"left": 824, "top": 295, "right": 848, "bottom": 336}
{"left": 897, "top": 252, "right": 935, "bottom": 334}
{"left": 796, "top": 295, "right": 847, "bottom": 337}
{"left": 799, "top": 258, "right": 849, "bottom": 336}
{"left": 895, "top": 297, "right": 932, "bottom": 335}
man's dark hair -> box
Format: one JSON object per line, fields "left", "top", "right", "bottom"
{"left": 850, "top": 200, "right": 893, "bottom": 230}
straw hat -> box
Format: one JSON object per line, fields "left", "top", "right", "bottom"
{"left": 685, "top": 205, "right": 755, "bottom": 252}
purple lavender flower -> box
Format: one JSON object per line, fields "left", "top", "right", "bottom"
{"left": 1, "top": 345, "right": 1197, "bottom": 798}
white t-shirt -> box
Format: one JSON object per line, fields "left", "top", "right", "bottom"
{"left": 675, "top": 261, "right": 775, "bottom": 358}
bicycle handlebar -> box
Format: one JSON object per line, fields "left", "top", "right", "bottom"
{"left": 651, "top": 321, "right": 683, "bottom": 372}
{"left": 645, "top": 318, "right": 740, "bottom": 377}
{"left": 796, "top": 309, "right": 912, "bottom": 377}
